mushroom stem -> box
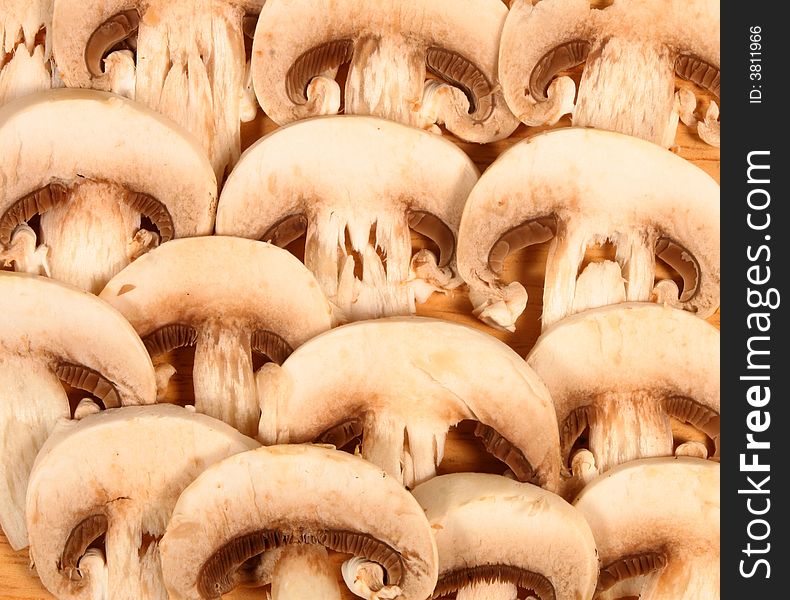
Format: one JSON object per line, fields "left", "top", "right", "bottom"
{"left": 456, "top": 580, "right": 518, "bottom": 600}
{"left": 105, "top": 513, "right": 168, "bottom": 600}
{"left": 133, "top": 0, "right": 250, "bottom": 179}
{"left": 38, "top": 181, "right": 141, "bottom": 293}
{"left": 193, "top": 319, "right": 258, "bottom": 436}
{"left": 574, "top": 39, "right": 676, "bottom": 147}
{"left": 0, "top": 357, "right": 69, "bottom": 550}
{"left": 616, "top": 232, "right": 658, "bottom": 302}
{"left": 587, "top": 391, "right": 673, "bottom": 473}
{"left": 0, "top": 32, "right": 52, "bottom": 106}
{"left": 542, "top": 224, "right": 587, "bottom": 329}
{"left": 271, "top": 544, "right": 341, "bottom": 600}
{"left": 346, "top": 35, "right": 426, "bottom": 127}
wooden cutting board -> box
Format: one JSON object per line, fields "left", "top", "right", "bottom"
{"left": 0, "top": 27, "right": 720, "bottom": 594}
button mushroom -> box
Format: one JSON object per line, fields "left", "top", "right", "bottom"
{"left": 257, "top": 317, "right": 560, "bottom": 491}
{"left": 0, "top": 0, "right": 58, "bottom": 106}
{"left": 0, "top": 89, "right": 217, "bottom": 293}
{"left": 456, "top": 128, "right": 720, "bottom": 332}
{"left": 412, "top": 473, "right": 598, "bottom": 600}
{"left": 499, "top": 0, "right": 720, "bottom": 147}
{"left": 527, "top": 303, "right": 719, "bottom": 496}
{"left": 0, "top": 271, "right": 156, "bottom": 551}
{"left": 52, "top": 0, "right": 263, "bottom": 179}
{"left": 574, "top": 457, "right": 719, "bottom": 600}
{"left": 159, "top": 444, "right": 438, "bottom": 600}
{"left": 250, "top": 0, "right": 519, "bottom": 143}
{"left": 26, "top": 404, "right": 259, "bottom": 599}
{"left": 216, "top": 116, "right": 477, "bottom": 322}
{"left": 99, "top": 236, "right": 333, "bottom": 437}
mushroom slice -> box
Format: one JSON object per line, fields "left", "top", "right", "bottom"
{"left": 499, "top": 0, "right": 720, "bottom": 147}
{"left": 412, "top": 473, "right": 598, "bottom": 600}
{"left": 160, "top": 444, "right": 437, "bottom": 600}
{"left": 52, "top": 0, "right": 264, "bottom": 179}
{"left": 0, "top": 89, "right": 216, "bottom": 293}
{"left": 99, "top": 236, "right": 333, "bottom": 437}
{"left": 257, "top": 317, "right": 560, "bottom": 491}
{"left": 456, "top": 128, "right": 720, "bottom": 332}
{"left": 217, "top": 116, "right": 477, "bottom": 322}
{"left": 527, "top": 303, "right": 719, "bottom": 496}
{"left": 251, "top": 0, "right": 519, "bottom": 143}
{"left": 26, "top": 404, "right": 259, "bottom": 599}
{"left": 0, "top": 272, "right": 155, "bottom": 551}
{"left": 574, "top": 457, "right": 719, "bottom": 600}
{"left": 0, "top": 0, "right": 57, "bottom": 106}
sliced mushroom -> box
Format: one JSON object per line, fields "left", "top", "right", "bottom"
{"left": 160, "top": 444, "right": 437, "bottom": 600}
{"left": 0, "top": 89, "right": 216, "bottom": 293}
{"left": 26, "top": 404, "right": 259, "bottom": 599}
{"left": 52, "top": 0, "right": 263, "bottom": 179}
{"left": 412, "top": 473, "right": 598, "bottom": 600}
{"left": 527, "top": 303, "right": 719, "bottom": 496}
{"left": 0, "top": 272, "right": 156, "bottom": 551}
{"left": 574, "top": 457, "right": 719, "bottom": 599}
{"left": 217, "top": 116, "right": 477, "bottom": 322}
{"left": 456, "top": 128, "right": 720, "bottom": 332}
{"left": 251, "top": 0, "right": 519, "bottom": 143}
{"left": 499, "top": 0, "right": 720, "bottom": 147}
{"left": 257, "top": 317, "right": 560, "bottom": 491}
{"left": 99, "top": 236, "right": 333, "bottom": 437}
{"left": 0, "top": 0, "right": 58, "bottom": 106}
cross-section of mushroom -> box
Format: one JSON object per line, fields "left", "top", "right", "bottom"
{"left": 26, "top": 404, "right": 259, "bottom": 600}
{"left": 52, "top": 0, "right": 263, "bottom": 179}
{"left": 257, "top": 317, "right": 560, "bottom": 491}
{"left": 0, "top": 272, "right": 155, "bottom": 551}
{"left": 217, "top": 116, "right": 477, "bottom": 322}
{"left": 100, "top": 236, "right": 333, "bottom": 437}
{"left": 527, "top": 303, "right": 719, "bottom": 497}
{"left": 412, "top": 473, "right": 598, "bottom": 600}
{"left": 499, "top": 0, "right": 720, "bottom": 147}
{"left": 0, "top": 89, "right": 217, "bottom": 293}
{"left": 251, "top": 0, "right": 518, "bottom": 143}
{"left": 456, "top": 128, "right": 720, "bottom": 332}
{"left": 0, "top": 0, "right": 59, "bottom": 106}
{"left": 574, "top": 457, "right": 719, "bottom": 600}
{"left": 160, "top": 444, "right": 437, "bottom": 600}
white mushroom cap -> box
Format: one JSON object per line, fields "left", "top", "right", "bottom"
{"left": 217, "top": 116, "right": 478, "bottom": 320}
{"left": 574, "top": 457, "right": 719, "bottom": 599}
{"left": 26, "top": 404, "right": 259, "bottom": 599}
{"left": 499, "top": 0, "right": 720, "bottom": 147}
{"left": 0, "top": 271, "right": 156, "bottom": 550}
{"left": 258, "top": 317, "right": 561, "bottom": 491}
{"left": 0, "top": 88, "right": 216, "bottom": 246}
{"left": 527, "top": 303, "right": 719, "bottom": 481}
{"left": 100, "top": 236, "right": 333, "bottom": 435}
{"left": 251, "top": 0, "right": 518, "bottom": 143}
{"left": 456, "top": 127, "right": 720, "bottom": 332}
{"left": 413, "top": 473, "right": 598, "bottom": 600}
{"left": 159, "top": 444, "right": 438, "bottom": 600}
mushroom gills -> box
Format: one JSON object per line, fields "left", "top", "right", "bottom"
{"left": 425, "top": 47, "right": 493, "bottom": 118}
{"left": 654, "top": 238, "right": 700, "bottom": 304}
{"left": 197, "top": 528, "right": 403, "bottom": 599}
{"left": 285, "top": 39, "right": 353, "bottom": 104}
{"left": 528, "top": 40, "right": 590, "bottom": 102}
{"left": 434, "top": 564, "right": 555, "bottom": 600}
{"left": 56, "top": 362, "right": 121, "bottom": 408}
{"left": 59, "top": 514, "right": 109, "bottom": 581}
{"left": 675, "top": 54, "right": 720, "bottom": 98}
{"left": 473, "top": 423, "right": 538, "bottom": 485}
{"left": 597, "top": 553, "right": 668, "bottom": 596}
{"left": 85, "top": 10, "right": 140, "bottom": 77}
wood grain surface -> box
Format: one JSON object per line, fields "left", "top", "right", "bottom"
{"left": 0, "top": 65, "right": 720, "bottom": 600}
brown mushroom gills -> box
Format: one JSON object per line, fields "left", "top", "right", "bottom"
{"left": 59, "top": 514, "right": 109, "bottom": 582}
{"left": 434, "top": 564, "right": 555, "bottom": 600}
{"left": 286, "top": 40, "right": 354, "bottom": 104}
{"left": 197, "top": 528, "right": 403, "bottom": 599}
{"left": 528, "top": 40, "right": 591, "bottom": 102}
{"left": 0, "top": 181, "right": 173, "bottom": 293}
{"left": 84, "top": 10, "right": 140, "bottom": 77}
{"left": 425, "top": 47, "right": 494, "bottom": 119}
